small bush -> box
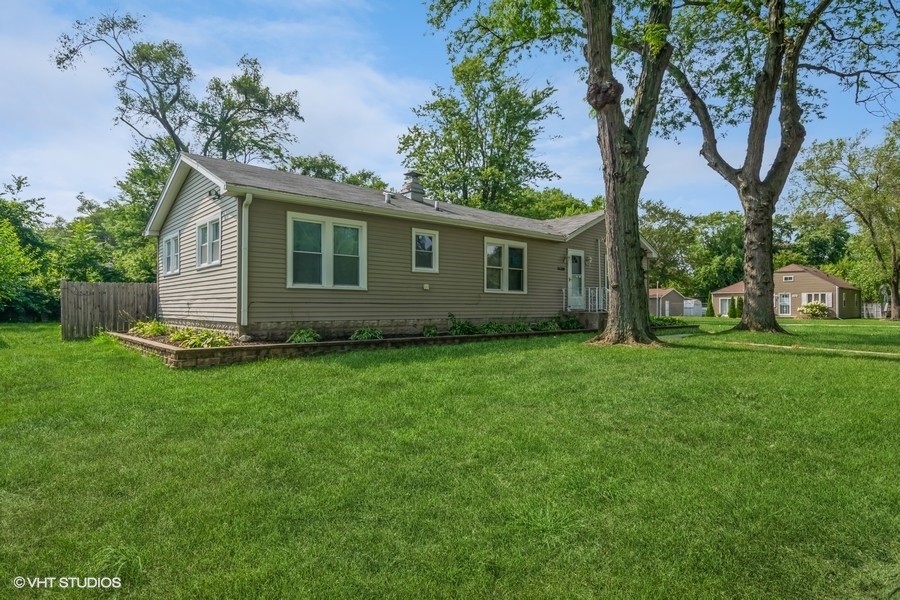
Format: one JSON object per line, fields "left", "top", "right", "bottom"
{"left": 798, "top": 301, "right": 830, "bottom": 319}
{"left": 478, "top": 321, "right": 509, "bottom": 334}
{"left": 705, "top": 293, "right": 715, "bottom": 317}
{"left": 129, "top": 319, "right": 170, "bottom": 337}
{"left": 557, "top": 314, "right": 584, "bottom": 330}
{"left": 650, "top": 315, "right": 687, "bottom": 327}
{"left": 448, "top": 313, "right": 480, "bottom": 336}
{"left": 736, "top": 296, "right": 744, "bottom": 317}
{"left": 286, "top": 328, "right": 320, "bottom": 343}
{"left": 507, "top": 320, "right": 532, "bottom": 333}
{"left": 422, "top": 325, "right": 439, "bottom": 337}
{"left": 168, "top": 327, "right": 232, "bottom": 348}
{"left": 534, "top": 319, "right": 561, "bottom": 331}
{"left": 726, "top": 297, "right": 737, "bottom": 318}
{"left": 350, "top": 327, "right": 383, "bottom": 340}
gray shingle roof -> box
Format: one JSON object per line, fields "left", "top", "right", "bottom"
{"left": 181, "top": 154, "right": 603, "bottom": 239}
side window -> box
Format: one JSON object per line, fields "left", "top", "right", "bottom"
{"left": 412, "top": 229, "right": 439, "bottom": 273}
{"left": 197, "top": 217, "right": 221, "bottom": 268}
{"left": 162, "top": 233, "right": 180, "bottom": 275}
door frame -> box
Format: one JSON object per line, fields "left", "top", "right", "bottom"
{"left": 567, "top": 249, "right": 585, "bottom": 310}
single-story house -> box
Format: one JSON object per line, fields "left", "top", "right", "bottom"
{"left": 144, "top": 153, "right": 656, "bottom": 339}
{"left": 710, "top": 264, "right": 861, "bottom": 318}
{"left": 648, "top": 288, "right": 686, "bottom": 317}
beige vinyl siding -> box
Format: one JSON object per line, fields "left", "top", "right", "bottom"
{"left": 247, "top": 197, "right": 605, "bottom": 327}
{"left": 779, "top": 270, "right": 860, "bottom": 318}
{"left": 157, "top": 170, "right": 239, "bottom": 324}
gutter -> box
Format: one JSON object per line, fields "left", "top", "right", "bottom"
{"left": 240, "top": 193, "right": 254, "bottom": 326}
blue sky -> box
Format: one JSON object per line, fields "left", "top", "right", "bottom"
{"left": 1, "top": 0, "right": 891, "bottom": 220}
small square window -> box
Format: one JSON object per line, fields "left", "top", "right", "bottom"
{"left": 783, "top": 275, "right": 794, "bottom": 282}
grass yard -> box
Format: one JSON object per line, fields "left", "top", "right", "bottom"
{"left": 1, "top": 321, "right": 898, "bottom": 598}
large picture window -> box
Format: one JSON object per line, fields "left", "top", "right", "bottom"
{"left": 484, "top": 237, "right": 526, "bottom": 293}
{"left": 197, "top": 217, "right": 221, "bottom": 268}
{"left": 412, "top": 228, "right": 439, "bottom": 272}
{"left": 288, "top": 212, "right": 367, "bottom": 289}
{"left": 162, "top": 233, "right": 180, "bottom": 275}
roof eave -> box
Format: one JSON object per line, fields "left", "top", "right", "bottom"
{"left": 224, "top": 184, "right": 566, "bottom": 241}
{"left": 143, "top": 154, "right": 227, "bottom": 237}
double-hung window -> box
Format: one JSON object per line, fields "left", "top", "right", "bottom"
{"left": 288, "top": 212, "right": 367, "bottom": 289}
{"left": 162, "top": 233, "right": 180, "bottom": 275}
{"left": 197, "top": 216, "right": 221, "bottom": 268}
{"left": 485, "top": 237, "right": 526, "bottom": 293}
{"left": 412, "top": 228, "right": 439, "bottom": 272}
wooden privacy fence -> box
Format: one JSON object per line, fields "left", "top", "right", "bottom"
{"left": 61, "top": 281, "right": 158, "bottom": 340}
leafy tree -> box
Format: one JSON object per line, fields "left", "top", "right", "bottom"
{"left": 503, "top": 188, "right": 594, "bottom": 220}
{"left": 639, "top": 199, "right": 694, "bottom": 293}
{"left": 398, "top": 56, "right": 560, "bottom": 212}
{"left": 283, "top": 154, "right": 388, "bottom": 190}
{"left": 0, "top": 219, "right": 37, "bottom": 316}
{"left": 651, "top": 0, "right": 900, "bottom": 332}
{"left": 428, "top": 0, "right": 674, "bottom": 344}
{"left": 48, "top": 221, "right": 116, "bottom": 283}
{"left": 792, "top": 122, "right": 900, "bottom": 319}
{"left": 687, "top": 211, "right": 744, "bottom": 299}
{"left": 0, "top": 176, "right": 49, "bottom": 253}
{"left": 54, "top": 12, "right": 302, "bottom": 164}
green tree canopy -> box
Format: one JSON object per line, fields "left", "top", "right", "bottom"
{"left": 792, "top": 122, "right": 900, "bottom": 319}
{"left": 282, "top": 154, "right": 388, "bottom": 190}
{"left": 54, "top": 12, "right": 302, "bottom": 164}
{"left": 398, "top": 56, "right": 560, "bottom": 212}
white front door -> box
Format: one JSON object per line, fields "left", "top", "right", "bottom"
{"left": 567, "top": 250, "right": 585, "bottom": 310}
{"left": 778, "top": 293, "right": 791, "bottom": 316}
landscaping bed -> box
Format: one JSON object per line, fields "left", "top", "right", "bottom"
{"left": 107, "top": 328, "right": 597, "bottom": 368}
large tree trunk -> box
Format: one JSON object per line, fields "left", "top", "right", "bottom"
{"left": 593, "top": 121, "right": 656, "bottom": 344}
{"left": 889, "top": 266, "right": 900, "bottom": 320}
{"left": 735, "top": 188, "right": 787, "bottom": 332}
{"left": 582, "top": 0, "right": 667, "bottom": 345}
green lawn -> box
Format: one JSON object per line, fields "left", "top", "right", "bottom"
{"left": 1, "top": 322, "right": 898, "bottom": 598}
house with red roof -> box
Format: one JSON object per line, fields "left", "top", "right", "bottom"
{"left": 710, "top": 264, "right": 861, "bottom": 318}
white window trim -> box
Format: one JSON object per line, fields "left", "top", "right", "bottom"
{"left": 802, "top": 292, "right": 832, "bottom": 307}
{"left": 411, "top": 228, "right": 439, "bottom": 273}
{"left": 196, "top": 214, "right": 222, "bottom": 269}
{"left": 783, "top": 275, "right": 794, "bottom": 282}
{"left": 484, "top": 237, "right": 527, "bottom": 294}
{"left": 162, "top": 232, "right": 180, "bottom": 276}
{"left": 286, "top": 211, "right": 368, "bottom": 290}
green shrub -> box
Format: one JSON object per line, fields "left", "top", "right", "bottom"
{"left": 168, "top": 327, "right": 232, "bottom": 348}
{"left": 798, "top": 301, "right": 830, "bottom": 319}
{"left": 727, "top": 297, "right": 738, "bottom": 318}
{"left": 705, "top": 293, "right": 715, "bottom": 317}
{"left": 534, "top": 319, "right": 561, "bottom": 331}
{"left": 448, "top": 313, "right": 480, "bottom": 336}
{"left": 349, "top": 327, "right": 383, "bottom": 341}
{"left": 129, "top": 319, "right": 170, "bottom": 337}
{"left": 286, "top": 328, "right": 320, "bottom": 343}
{"left": 556, "top": 314, "right": 584, "bottom": 330}
{"left": 478, "top": 321, "right": 509, "bottom": 334}
{"left": 422, "top": 325, "right": 439, "bottom": 337}
{"left": 507, "top": 320, "right": 532, "bottom": 333}
{"left": 650, "top": 315, "right": 687, "bottom": 327}
{"left": 736, "top": 295, "right": 744, "bottom": 317}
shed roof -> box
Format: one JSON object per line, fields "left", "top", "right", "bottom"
{"left": 711, "top": 281, "right": 746, "bottom": 295}
{"left": 648, "top": 287, "right": 685, "bottom": 299}
{"left": 146, "top": 153, "right": 616, "bottom": 244}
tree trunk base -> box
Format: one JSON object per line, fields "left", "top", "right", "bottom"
{"left": 588, "top": 330, "right": 660, "bottom": 346}
{"left": 732, "top": 319, "right": 790, "bottom": 334}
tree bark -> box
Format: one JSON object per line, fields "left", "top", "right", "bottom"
{"left": 734, "top": 187, "right": 788, "bottom": 332}
{"left": 581, "top": 0, "right": 670, "bottom": 344}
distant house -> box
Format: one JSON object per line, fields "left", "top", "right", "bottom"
{"left": 648, "top": 288, "right": 686, "bottom": 317}
{"left": 144, "top": 153, "right": 657, "bottom": 339}
{"left": 710, "top": 264, "right": 861, "bottom": 318}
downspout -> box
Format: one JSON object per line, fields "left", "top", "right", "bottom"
{"left": 240, "top": 193, "right": 254, "bottom": 327}
{"left": 835, "top": 284, "right": 842, "bottom": 320}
